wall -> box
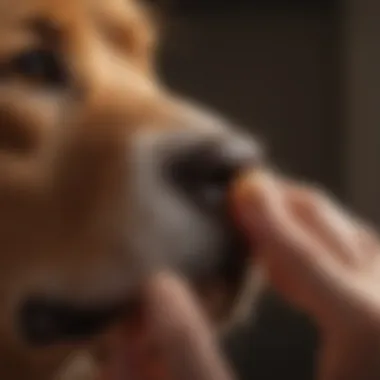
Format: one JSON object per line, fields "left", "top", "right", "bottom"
{"left": 159, "top": 3, "right": 341, "bottom": 193}
{"left": 345, "top": 0, "right": 380, "bottom": 226}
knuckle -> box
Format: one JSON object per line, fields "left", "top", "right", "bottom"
{"left": 290, "top": 184, "right": 335, "bottom": 223}
{"left": 304, "top": 186, "right": 329, "bottom": 210}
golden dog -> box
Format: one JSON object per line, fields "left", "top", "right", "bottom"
{"left": 0, "top": 0, "right": 263, "bottom": 378}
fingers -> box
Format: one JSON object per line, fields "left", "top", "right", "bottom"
{"left": 233, "top": 171, "right": 376, "bottom": 268}
{"left": 284, "top": 182, "right": 369, "bottom": 266}
{"left": 317, "top": 332, "right": 380, "bottom": 380}
{"left": 144, "top": 272, "right": 236, "bottom": 380}
{"left": 100, "top": 273, "right": 235, "bottom": 380}
{"left": 232, "top": 172, "right": 343, "bottom": 281}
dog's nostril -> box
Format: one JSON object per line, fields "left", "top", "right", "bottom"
{"left": 168, "top": 138, "right": 260, "bottom": 211}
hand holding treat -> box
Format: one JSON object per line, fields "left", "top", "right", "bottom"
{"left": 100, "top": 273, "right": 235, "bottom": 380}
{"left": 99, "top": 171, "right": 380, "bottom": 380}
{"left": 232, "top": 171, "right": 380, "bottom": 380}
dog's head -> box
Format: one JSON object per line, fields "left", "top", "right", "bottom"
{"left": 0, "top": 0, "right": 264, "bottom": 377}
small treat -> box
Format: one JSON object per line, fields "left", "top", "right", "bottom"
{"left": 229, "top": 170, "right": 267, "bottom": 208}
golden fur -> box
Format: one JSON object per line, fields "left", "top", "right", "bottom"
{"left": 0, "top": 0, "right": 262, "bottom": 378}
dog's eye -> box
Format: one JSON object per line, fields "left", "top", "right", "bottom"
{"left": 10, "top": 49, "right": 68, "bottom": 87}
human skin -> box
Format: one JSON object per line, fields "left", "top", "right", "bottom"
{"left": 100, "top": 273, "right": 236, "bottom": 380}
{"left": 105, "top": 172, "right": 380, "bottom": 380}
{"left": 233, "top": 173, "right": 380, "bottom": 380}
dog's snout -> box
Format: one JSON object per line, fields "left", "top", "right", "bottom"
{"left": 168, "top": 134, "right": 261, "bottom": 212}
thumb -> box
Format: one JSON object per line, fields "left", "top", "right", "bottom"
{"left": 144, "top": 272, "right": 236, "bottom": 380}
{"left": 231, "top": 172, "right": 344, "bottom": 293}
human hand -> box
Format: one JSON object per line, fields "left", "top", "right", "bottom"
{"left": 232, "top": 172, "right": 380, "bottom": 380}
{"left": 100, "top": 273, "right": 235, "bottom": 380}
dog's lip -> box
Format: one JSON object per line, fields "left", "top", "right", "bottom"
{"left": 19, "top": 294, "right": 142, "bottom": 347}
{"left": 19, "top": 231, "right": 249, "bottom": 348}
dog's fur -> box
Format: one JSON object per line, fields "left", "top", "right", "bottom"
{"left": 0, "top": 0, "right": 263, "bottom": 378}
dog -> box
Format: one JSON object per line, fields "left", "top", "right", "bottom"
{"left": 0, "top": 0, "right": 264, "bottom": 378}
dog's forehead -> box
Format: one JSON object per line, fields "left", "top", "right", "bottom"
{"left": 0, "top": 0, "right": 146, "bottom": 33}
{"left": 0, "top": 0, "right": 139, "bottom": 13}
{"left": 0, "top": 0, "right": 153, "bottom": 58}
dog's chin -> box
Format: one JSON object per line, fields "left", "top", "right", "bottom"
{"left": 20, "top": 243, "right": 260, "bottom": 380}
{"left": 19, "top": 244, "right": 257, "bottom": 348}
{"left": 18, "top": 213, "right": 260, "bottom": 379}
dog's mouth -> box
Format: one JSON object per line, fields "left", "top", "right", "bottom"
{"left": 19, "top": 295, "right": 142, "bottom": 347}
{"left": 19, "top": 235, "right": 250, "bottom": 348}
{"left": 16, "top": 238, "right": 252, "bottom": 380}
{"left": 19, "top": 243, "right": 252, "bottom": 379}
{"left": 18, "top": 212, "right": 252, "bottom": 350}
{"left": 17, "top": 161, "right": 255, "bottom": 380}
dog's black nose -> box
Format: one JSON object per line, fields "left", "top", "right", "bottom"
{"left": 168, "top": 134, "right": 262, "bottom": 212}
